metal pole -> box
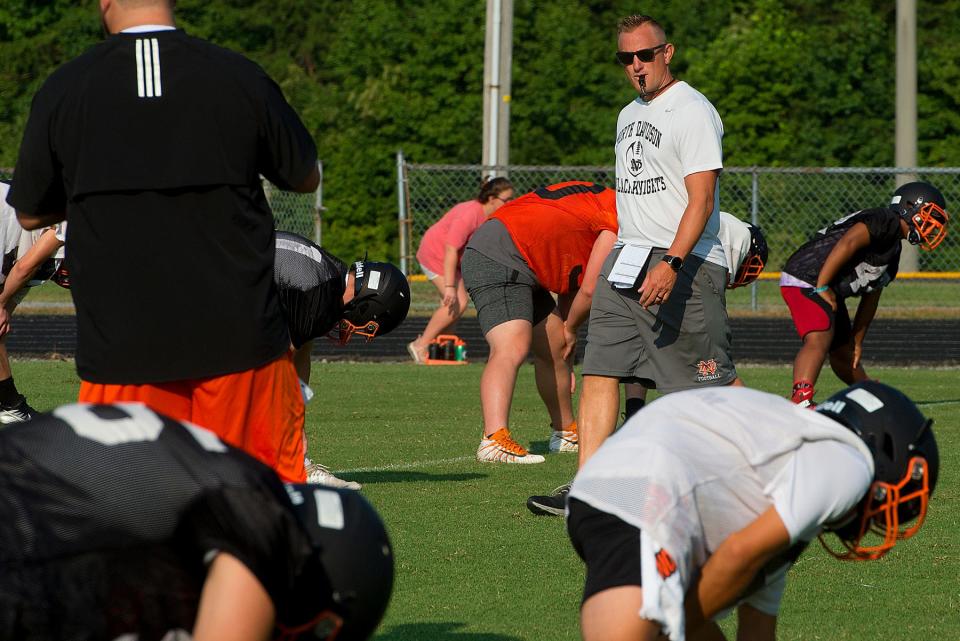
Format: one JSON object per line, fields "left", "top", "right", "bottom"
{"left": 497, "top": 0, "right": 513, "bottom": 174}
{"left": 896, "top": 0, "right": 919, "bottom": 271}
{"left": 314, "top": 160, "right": 324, "bottom": 246}
{"left": 482, "top": 0, "right": 502, "bottom": 178}
{"left": 396, "top": 150, "right": 409, "bottom": 276}
{"left": 750, "top": 169, "right": 759, "bottom": 311}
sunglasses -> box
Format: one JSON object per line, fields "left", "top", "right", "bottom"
{"left": 615, "top": 43, "right": 667, "bottom": 66}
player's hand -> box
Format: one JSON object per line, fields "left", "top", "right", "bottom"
{"left": 561, "top": 322, "right": 578, "bottom": 361}
{"left": 817, "top": 287, "right": 837, "bottom": 312}
{"left": 638, "top": 261, "right": 678, "bottom": 309}
{"left": 441, "top": 285, "right": 457, "bottom": 309}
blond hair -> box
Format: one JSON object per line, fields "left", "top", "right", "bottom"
{"left": 617, "top": 15, "right": 666, "bottom": 39}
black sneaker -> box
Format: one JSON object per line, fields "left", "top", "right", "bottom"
{"left": 0, "top": 395, "right": 36, "bottom": 424}
{"left": 526, "top": 483, "right": 570, "bottom": 516}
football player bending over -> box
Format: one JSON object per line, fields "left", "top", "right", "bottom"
{"left": 0, "top": 403, "right": 393, "bottom": 641}
{"left": 780, "top": 182, "right": 949, "bottom": 407}
{"left": 0, "top": 181, "right": 68, "bottom": 423}
{"left": 567, "top": 381, "right": 938, "bottom": 641}
{"left": 274, "top": 232, "right": 410, "bottom": 489}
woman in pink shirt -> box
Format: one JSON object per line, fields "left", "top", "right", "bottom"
{"left": 409, "top": 177, "right": 513, "bottom": 362}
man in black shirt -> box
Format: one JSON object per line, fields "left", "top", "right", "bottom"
{"left": 779, "top": 181, "right": 949, "bottom": 406}
{"left": 274, "top": 231, "right": 410, "bottom": 489}
{"left": 6, "top": 0, "right": 319, "bottom": 481}
{"left": 0, "top": 403, "right": 393, "bottom": 641}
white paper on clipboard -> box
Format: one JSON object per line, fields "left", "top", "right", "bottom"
{"left": 608, "top": 245, "right": 652, "bottom": 288}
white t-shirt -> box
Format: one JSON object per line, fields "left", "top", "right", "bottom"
{"left": 570, "top": 387, "right": 873, "bottom": 636}
{"left": 0, "top": 183, "right": 23, "bottom": 279}
{"left": 0, "top": 181, "right": 67, "bottom": 286}
{"left": 717, "top": 212, "right": 752, "bottom": 285}
{"left": 614, "top": 81, "right": 726, "bottom": 267}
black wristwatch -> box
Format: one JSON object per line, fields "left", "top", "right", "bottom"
{"left": 662, "top": 254, "right": 683, "bottom": 271}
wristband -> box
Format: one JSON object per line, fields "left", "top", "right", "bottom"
{"left": 812, "top": 285, "right": 829, "bottom": 293}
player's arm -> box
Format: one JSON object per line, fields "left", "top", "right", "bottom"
{"left": 684, "top": 506, "right": 790, "bottom": 632}
{"left": 441, "top": 243, "right": 460, "bottom": 306}
{"left": 291, "top": 163, "right": 320, "bottom": 193}
{"left": 0, "top": 228, "right": 63, "bottom": 308}
{"left": 850, "top": 288, "right": 882, "bottom": 368}
{"left": 561, "top": 230, "right": 617, "bottom": 359}
{"left": 16, "top": 209, "right": 65, "bottom": 230}
{"left": 0, "top": 228, "right": 63, "bottom": 338}
{"left": 638, "top": 170, "right": 718, "bottom": 308}
{"left": 193, "top": 552, "right": 276, "bottom": 641}
{"left": 813, "top": 222, "right": 871, "bottom": 310}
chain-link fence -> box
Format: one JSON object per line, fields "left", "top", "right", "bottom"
{"left": 398, "top": 159, "right": 960, "bottom": 276}
{"left": 0, "top": 167, "right": 322, "bottom": 244}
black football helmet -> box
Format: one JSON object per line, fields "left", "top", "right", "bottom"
{"left": 280, "top": 485, "right": 394, "bottom": 641}
{"left": 890, "top": 181, "right": 949, "bottom": 250}
{"left": 335, "top": 260, "right": 410, "bottom": 344}
{"left": 730, "top": 223, "right": 769, "bottom": 288}
{"left": 815, "top": 381, "right": 938, "bottom": 561}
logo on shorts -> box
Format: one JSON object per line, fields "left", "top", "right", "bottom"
{"left": 655, "top": 548, "right": 677, "bottom": 579}
{"left": 695, "top": 359, "right": 722, "bottom": 382}
{"left": 625, "top": 140, "right": 645, "bottom": 177}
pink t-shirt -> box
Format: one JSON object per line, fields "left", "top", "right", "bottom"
{"left": 416, "top": 200, "right": 487, "bottom": 278}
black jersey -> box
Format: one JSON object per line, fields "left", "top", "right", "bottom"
{"left": 782, "top": 208, "right": 903, "bottom": 298}
{"left": 274, "top": 232, "right": 347, "bottom": 348}
{"left": 0, "top": 403, "right": 326, "bottom": 641}
{"left": 7, "top": 29, "right": 318, "bottom": 384}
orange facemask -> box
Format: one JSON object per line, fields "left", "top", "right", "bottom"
{"left": 906, "top": 202, "right": 949, "bottom": 251}
{"left": 819, "top": 456, "right": 930, "bottom": 561}
{"left": 329, "top": 319, "right": 380, "bottom": 345}
{"left": 731, "top": 253, "right": 766, "bottom": 288}
{"left": 274, "top": 610, "right": 344, "bottom": 641}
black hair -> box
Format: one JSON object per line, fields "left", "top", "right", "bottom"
{"left": 476, "top": 177, "right": 513, "bottom": 204}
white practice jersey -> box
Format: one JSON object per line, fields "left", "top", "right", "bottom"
{"left": 614, "top": 81, "right": 726, "bottom": 267}
{"left": 0, "top": 181, "right": 66, "bottom": 287}
{"left": 717, "top": 212, "right": 752, "bottom": 286}
{"left": 570, "top": 387, "right": 873, "bottom": 636}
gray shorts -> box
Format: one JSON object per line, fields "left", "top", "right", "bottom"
{"left": 582, "top": 247, "right": 736, "bottom": 393}
{"left": 461, "top": 249, "right": 556, "bottom": 335}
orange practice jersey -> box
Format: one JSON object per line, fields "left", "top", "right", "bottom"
{"left": 492, "top": 181, "right": 618, "bottom": 294}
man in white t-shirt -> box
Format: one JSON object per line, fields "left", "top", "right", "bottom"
{"left": 577, "top": 14, "right": 737, "bottom": 470}
{"left": 0, "top": 181, "right": 67, "bottom": 423}
{"left": 568, "top": 382, "right": 939, "bottom": 641}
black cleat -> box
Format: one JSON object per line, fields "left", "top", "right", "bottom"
{"left": 526, "top": 483, "right": 570, "bottom": 516}
{"left": 0, "top": 395, "right": 36, "bottom": 425}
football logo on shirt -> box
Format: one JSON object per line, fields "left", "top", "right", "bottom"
{"left": 695, "top": 359, "right": 721, "bottom": 382}
{"left": 625, "top": 140, "right": 645, "bottom": 177}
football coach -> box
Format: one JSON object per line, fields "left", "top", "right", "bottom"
{"left": 6, "top": 0, "right": 319, "bottom": 482}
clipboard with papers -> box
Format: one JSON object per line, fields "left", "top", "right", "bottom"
{"left": 608, "top": 245, "right": 653, "bottom": 289}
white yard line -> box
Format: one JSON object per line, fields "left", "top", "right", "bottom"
{"left": 339, "top": 455, "right": 476, "bottom": 474}
{"left": 916, "top": 399, "right": 960, "bottom": 407}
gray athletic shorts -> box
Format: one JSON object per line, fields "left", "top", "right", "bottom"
{"left": 461, "top": 248, "right": 556, "bottom": 335}
{"left": 582, "top": 247, "right": 736, "bottom": 393}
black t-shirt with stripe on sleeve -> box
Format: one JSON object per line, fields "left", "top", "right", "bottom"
{"left": 6, "top": 29, "right": 317, "bottom": 383}
{"left": 0, "top": 403, "right": 327, "bottom": 640}
{"left": 782, "top": 208, "right": 903, "bottom": 298}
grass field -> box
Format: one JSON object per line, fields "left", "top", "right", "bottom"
{"left": 14, "top": 359, "right": 960, "bottom": 640}
{"left": 15, "top": 277, "right": 960, "bottom": 320}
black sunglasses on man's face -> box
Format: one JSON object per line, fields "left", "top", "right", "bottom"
{"left": 615, "top": 43, "right": 666, "bottom": 66}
